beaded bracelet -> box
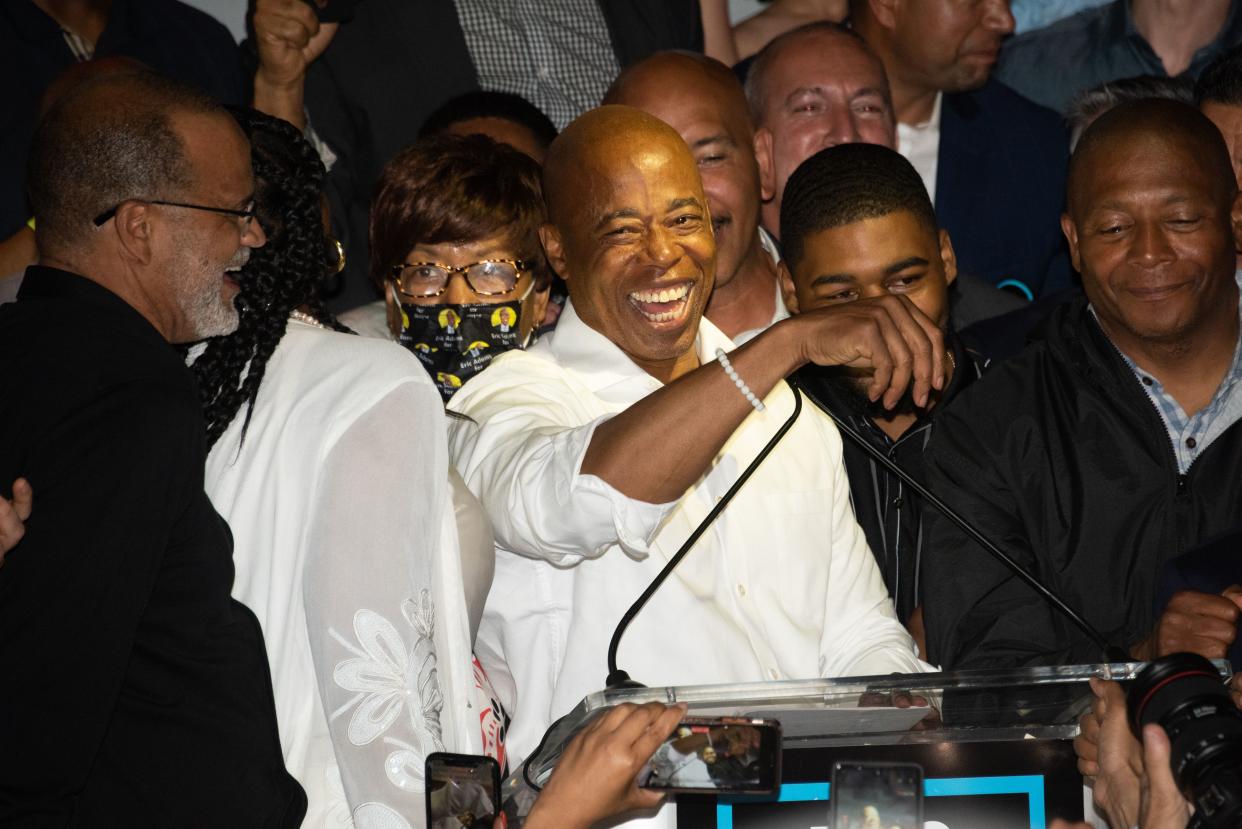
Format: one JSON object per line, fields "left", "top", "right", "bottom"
{"left": 716, "top": 347, "right": 765, "bottom": 413}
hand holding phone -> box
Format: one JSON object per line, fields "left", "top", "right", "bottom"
{"left": 524, "top": 702, "right": 685, "bottom": 829}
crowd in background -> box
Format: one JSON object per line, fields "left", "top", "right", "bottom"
{"left": 4, "top": 1, "right": 1242, "bottom": 829}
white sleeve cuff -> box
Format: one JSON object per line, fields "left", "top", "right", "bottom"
{"left": 551, "top": 417, "right": 679, "bottom": 564}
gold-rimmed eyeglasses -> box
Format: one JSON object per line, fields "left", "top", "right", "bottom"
{"left": 390, "top": 259, "right": 530, "bottom": 298}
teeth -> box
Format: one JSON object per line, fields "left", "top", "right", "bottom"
{"left": 629, "top": 283, "right": 690, "bottom": 304}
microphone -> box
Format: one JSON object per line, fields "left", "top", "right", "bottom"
{"left": 604, "top": 386, "right": 804, "bottom": 688}
{"left": 790, "top": 374, "right": 1130, "bottom": 664}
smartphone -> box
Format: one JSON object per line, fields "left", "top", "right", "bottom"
{"left": 830, "top": 761, "right": 923, "bottom": 829}
{"left": 638, "top": 716, "right": 781, "bottom": 795}
{"left": 299, "top": 0, "right": 361, "bottom": 23}
{"left": 425, "top": 752, "right": 501, "bottom": 829}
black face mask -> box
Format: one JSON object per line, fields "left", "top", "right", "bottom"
{"left": 396, "top": 297, "right": 527, "bottom": 401}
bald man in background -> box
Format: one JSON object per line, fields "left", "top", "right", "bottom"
{"left": 922, "top": 100, "right": 1242, "bottom": 670}
{"left": 448, "top": 107, "right": 937, "bottom": 804}
{"left": 605, "top": 52, "right": 784, "bottom": 343}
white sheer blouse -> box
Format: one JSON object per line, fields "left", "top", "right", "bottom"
{"left": 200, "top": 321, "right": 502, "bottom": 828}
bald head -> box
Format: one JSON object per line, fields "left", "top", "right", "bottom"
{"left": 744, "top": 22, "right": 887, "bottom": 125}
{"left": 543, "top": 105, "right": 699, "bottom": 229}
{"left": 539, "top": 105, "right": 716, "bottom": 375}
{"left": 27, "top": 69, "right": 229, "bottom": 253}
{"left": 607, "top": 51, "right": 748, "bottom": 120}
{"left": 604, "top": 52, "right": 764, "bottom": 294}
{"left": 1069, "top": 99, "right": 1237, "bottom": 218}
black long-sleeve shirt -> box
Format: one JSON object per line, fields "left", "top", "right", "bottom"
{"left": 793, "top": 334, "right": 984, "bottom": 623}
{"left": 0, "top": 267, "right": 304, "bottom": 827}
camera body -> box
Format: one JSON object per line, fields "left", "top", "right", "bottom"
{"left": 1126, "top": 653, "right": 1242, "bottom": 828}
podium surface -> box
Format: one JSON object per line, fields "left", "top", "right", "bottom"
{"left": 504, "top": 660, "right": 1232, "bottom": 828}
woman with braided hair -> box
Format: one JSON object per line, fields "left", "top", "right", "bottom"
{"left": 194, "top": 108, "right": 681, "bottom": 829}
{"left": 192, "top": 107, "right": 499, "bottom": 827}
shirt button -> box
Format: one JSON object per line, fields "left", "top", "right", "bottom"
{"left": 737, "top": 584, "right": 747, "bottom": 597}
{"left": 769, "top": 668, "right": 779, "bottom": 680}
{"left": 1186, "top": 437, "right": 1197, "bottom": 449}
{"left": 1142, "top": 376, "right": 1154, "bottom": 386}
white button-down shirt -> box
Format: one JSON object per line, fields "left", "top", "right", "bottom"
{"left": 447, "top": 301, "right": 927, "bottom": 780}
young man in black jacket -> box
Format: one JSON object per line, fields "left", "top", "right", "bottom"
{"left": 922, "top": 99, "right": 1242, "bottom": 669}
{"left": 780, "top": 142, "right": 984, "bottom": 654}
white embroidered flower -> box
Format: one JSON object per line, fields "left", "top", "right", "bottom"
{"left": 331, "top": 591, "right": 445, "bottom": 752}
{"left": 353, "top": 801, "right": 413, "bottom": 829}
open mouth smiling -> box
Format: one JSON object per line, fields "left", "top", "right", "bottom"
{"left": 628, "top": 282, "right": 693, "bottom": 323}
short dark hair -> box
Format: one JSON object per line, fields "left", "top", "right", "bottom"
{"left": 419, "top": 90, "right": 558, "bottom": 149}
{"left": 369, "top": 133, "right": 548, "bottom": 290}
{"left": 1196, "top": 44, "right": 1242, "bottom": 107}
{"left": 27, "top": 69, "right": 224, "bottom": 251}
{"left": 779, "top": 142, "right": 937, "bottom": 270}
{"left": 744, "top": 21, "right": 875, "bottom": 122}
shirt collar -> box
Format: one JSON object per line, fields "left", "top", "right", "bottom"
{"left": 542, "top": 298, "right": 738, "bottom": 405}
{"left": 14, "top": 265, "right": 169, "bottom": 346}
{"left": 901, "top": 91, "right": 943, "bottom": 132}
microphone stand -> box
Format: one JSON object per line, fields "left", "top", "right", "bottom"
{"left": 605, "top": 386, "right": 804, "bottom": 688}
{"left": 791, "top": 374, "right": 1129, "bottom": 664}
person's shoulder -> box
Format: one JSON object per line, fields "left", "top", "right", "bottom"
{"left": 141, "top": 0, "right": 238, "bottom": 43}
{"left": 280, "top": 322, "right": 430, "bottom": 393}
{"left": 1002, "top": 2, "right": 1111, "bottom": 58}
{"left": 449, "top": 343, "right": 568, "bottom": 406}
{"left": 967, "top": 77, "right": 1068, "bottom": 133}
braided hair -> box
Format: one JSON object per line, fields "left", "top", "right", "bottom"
{"left": 191, "top": 107, "right": 349, "bottom": 450}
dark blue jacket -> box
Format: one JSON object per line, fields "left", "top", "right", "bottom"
{"left": 936, "top": 79, "right": 1073, "bottom": 300}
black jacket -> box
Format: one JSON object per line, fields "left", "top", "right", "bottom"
{"left": 922, "top": 299, "right": 1242, "bottom": 668}
{"left": 794, "top": 334, "right": 985, "bottom": 623}
{"left": 0, "top": 268, "right": 304, "bottom": 826}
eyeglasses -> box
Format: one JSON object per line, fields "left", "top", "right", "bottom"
{"left": 390, "top": 259, "right": 530, "bottom": 298}
{"left": 93, "top": 199, "right": 257, "bottom": 228}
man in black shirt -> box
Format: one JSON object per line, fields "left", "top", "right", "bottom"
{"left": 778, "top": 143, "right": 981, "bottom": 653}
{"left": 0, "top": 70, "right": 305, "bottom": 825}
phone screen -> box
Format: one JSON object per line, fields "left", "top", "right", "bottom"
{"left": 831, "top": 762, "right": 923, "bottom": 829}
{"left": 425, "top": 752, "right": 501, "bottom": 829}
{"left": 638, "top": 717, "right": 781, "bottom": 794}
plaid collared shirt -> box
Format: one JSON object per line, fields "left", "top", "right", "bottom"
{"left": 455, "top": 0, "right": 619, "bottom": 129}
{"left": 1101, "top": 272, "right": 1242, "bottom": 474}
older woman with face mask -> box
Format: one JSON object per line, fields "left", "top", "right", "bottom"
{"left": 341, "top": 134, "right": 552, "bottom": 403}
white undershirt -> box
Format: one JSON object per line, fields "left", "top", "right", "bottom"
{"left": 896, "top": 92, "right": 943, "bottom": 205}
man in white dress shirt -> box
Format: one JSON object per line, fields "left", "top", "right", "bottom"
{"left": 448, "top": 106, "right": 939, "bottom": 785}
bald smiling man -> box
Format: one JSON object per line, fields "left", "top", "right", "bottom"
{"left": 447, "top": 106, "right": 941, "bottom": 814}
{"left": 605, "top": 52, "right": 786, "bottom": 344}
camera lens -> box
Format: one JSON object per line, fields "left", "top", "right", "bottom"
{"left": 1127, "top": 653, "right": 1242, "bottom": 829}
